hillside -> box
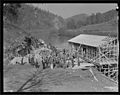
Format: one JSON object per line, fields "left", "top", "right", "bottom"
{"left": 102, "top": 9, "right": 118, "bottom": 22}
{"left": 59, "top": 18, "right": 118, "bottom": 37}
{"left": 80, "top": 18, "right": 117, "bottom": 30}
{"left": 65, "top": 9, "right": 118, "bottom": 29}
{"left": 17, "top": 4, "right": 65, "bottom": 30}
{"left": 66, "top": 14, "right": 88, "bottom": 23}
{"left": 3, "top": 21, "right": 31, "bottom": 48}
{"left": 3, "top": 4, "right": 65, "bottom": 47}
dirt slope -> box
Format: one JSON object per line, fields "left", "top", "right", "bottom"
{"left": 4, "top": 65, "right": 117, "bottom": 92}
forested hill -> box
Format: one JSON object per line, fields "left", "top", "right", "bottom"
{"left": 65, "top": 9, "right": 118, "bottom": 29}
{"left": 65, "top": 14, "right": 88, "bottom": 29}
{"left": 59, "top": 18, "right": 118, "bottom": 37}
{"left": 3, "top": 4, "right": 65, "bottom": 47}
{"left": 4, "top": 4, "right": 65, "bottom": 30}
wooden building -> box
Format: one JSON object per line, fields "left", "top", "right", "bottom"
{"left": 68, "top": 34, "right": 118, "bottom": 82}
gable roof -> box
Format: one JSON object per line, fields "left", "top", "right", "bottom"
{"left": 68, "top": 34, "right": 116, "bottom": 47}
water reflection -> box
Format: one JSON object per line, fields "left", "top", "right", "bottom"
{"left": 51, "top": 36, "right": 71, "bottom": 49}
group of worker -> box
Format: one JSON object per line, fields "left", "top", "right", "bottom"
{"left": 9, "top": 44, "right": 83, "bottom": 70}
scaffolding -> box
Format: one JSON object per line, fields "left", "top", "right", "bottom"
{"left": 69, "top": 36, "right": 118, "bottom": 83}
{"left": 96, "top": 37, "right": 118, "bottom": 82}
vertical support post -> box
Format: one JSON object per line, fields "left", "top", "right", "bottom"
{"left": 88, "top": 47, "right": 89, "bottom": 59}
{"left": 107, "top": 64, "right": 109, "bottom": 76}
{"left": 98, "top": 46, "right": 101, "bottom": 64}
{"left": 82, "top": 47, "right": 83, "bottom": 57}
{"left": 98, "top": 46, "right": 102, "bottom": 72}
{"left": 108, "top": 64, "right": 110, "bottom": 78}
{"left": 77, "top": 44, "right": 80, "bottom": 66}
{"left": 86, "top": 47, "right": 88, "bottom": 59}
{"left": 111, "top": 40, "right": 115, "bottom": 60}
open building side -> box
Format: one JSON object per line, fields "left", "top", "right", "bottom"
{"left": 68, "top": 34, "right": 119, "bottom": 82}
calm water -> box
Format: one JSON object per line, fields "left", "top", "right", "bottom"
{"left": 51, "top": 36, "right": 71, "bottom": 49}
{"left": 31, "top": 30, "right": 72, "bottom": 49}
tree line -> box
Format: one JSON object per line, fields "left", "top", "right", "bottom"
{"left": 66, "top": 9, "right": 118, "bottom": 29}
{"left": 3, "top": 3, "right": 64, "bottom": 29}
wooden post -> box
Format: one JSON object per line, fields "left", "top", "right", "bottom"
{"left": 98, "top": 46, "right": 101, "bottom": 64}
{"left": 81, "top": 47, "right": 83, "bottom": 57}
{"left": 86, "top": 47, "right": 88, "bottom": 59}
{"left": 88, "top": 47, "right": 89, "bottom": 59}
{"left": 108, "top": 64, "right": 110, "bottom": 78}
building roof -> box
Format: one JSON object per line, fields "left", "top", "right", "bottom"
{"left": 68, "top": 34, "right": 116, "bottom": 47}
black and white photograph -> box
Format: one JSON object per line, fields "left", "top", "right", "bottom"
{"left": 3, "top": 3, "right": 119, "bottom": 92}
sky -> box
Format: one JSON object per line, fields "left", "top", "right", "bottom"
{"left": 31, "top": 3, "right": 117, "bottom": 18}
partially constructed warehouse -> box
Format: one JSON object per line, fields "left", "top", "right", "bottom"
{"left": 68, "top": 34, "right": 119, "bottom": 82}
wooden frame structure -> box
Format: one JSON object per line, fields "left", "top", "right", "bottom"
{"left": 68, "top": 34, "right": 118, "bottom": 83}
{"left": 97, "top": 37, "right": 118, "bottom": 82}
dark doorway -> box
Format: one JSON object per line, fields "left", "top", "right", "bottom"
{"left": 83, "top": 47, "right": 86, "bottom": 57}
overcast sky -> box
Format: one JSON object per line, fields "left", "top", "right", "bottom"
{"left": 31, "top": 3, "right": 117, "bottom": 18}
